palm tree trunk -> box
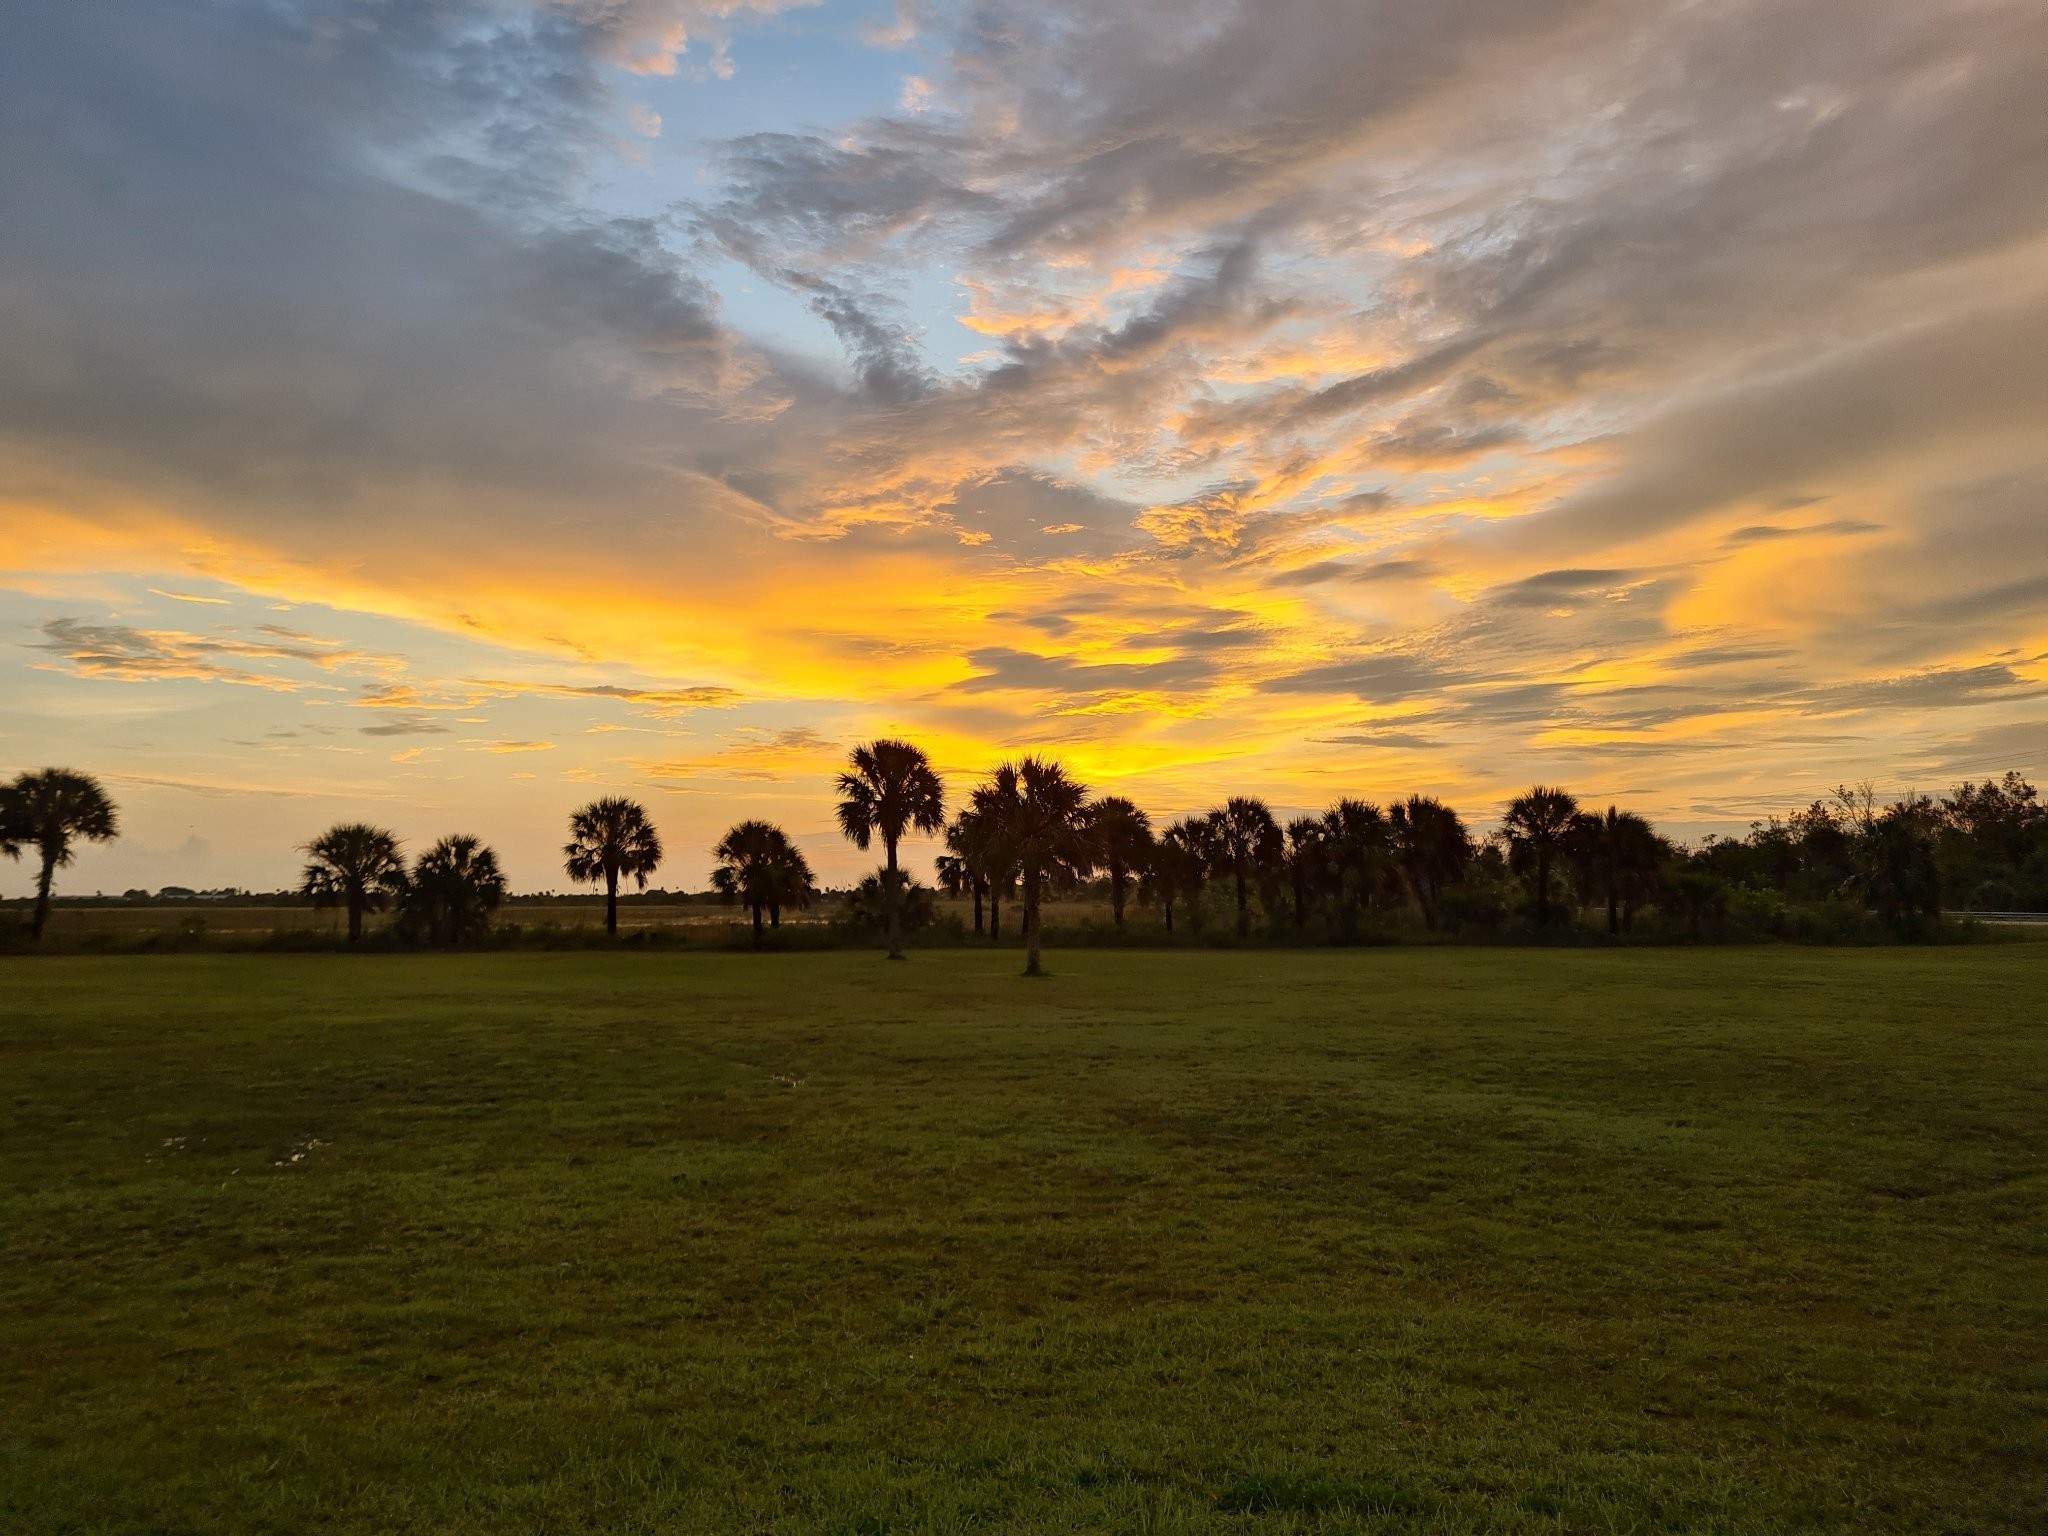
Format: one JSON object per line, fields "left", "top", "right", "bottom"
{"left": 1024, "top": 867, "right": 1043, "bottom": 975}
{"left": 752, "top": 903, "right": 764, "bottom": 945}
{"left": 29, "top": 852, "right": 56, "bottom": 940}
{"left": 884, "top": 838, "right": 904, "bottom": 959}
{"left": 1111, "top": 867, "right": 1126, "bottom": 928}
{"left": 972, "top": 881, "right": 984, "bottom": 935}
{"left": 1164, "top": 895, "right": 1175, "bottom": 934}
{"left": 770, "top": 900, "right": 781, "bottom": 928}
{"left": 989, "top": 887, "right": 1001, "bottom": 941}
{"left": 605, "top": 867, "right": 619, "bottom": 936}
{"left": 1535, "top": 852, "right": 1550, "bottom": 927}
{"left": 347, "top": 890, "right": 364, "bottom": 943}
{"left": 1235, "top": 867, "right": 1250, "bottom": 938}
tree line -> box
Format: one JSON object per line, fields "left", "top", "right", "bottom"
{"left": 6, "top": 756, "right": 2044, "bottom": 953}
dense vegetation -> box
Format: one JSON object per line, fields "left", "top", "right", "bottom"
{"left": 3, "top": 948, "right": 2041, "bottom": 1533}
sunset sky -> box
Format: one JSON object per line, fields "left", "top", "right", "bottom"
{"left": 4, "top": 0, "right": 2045, "bottom": 896}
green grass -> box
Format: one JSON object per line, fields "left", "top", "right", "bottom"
{"left": 3, "top": 949, "right": 2044, "bottom": 1534}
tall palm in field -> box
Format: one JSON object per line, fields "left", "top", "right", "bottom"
{"left": 398, "top": 835, "right": 506, "bottom": 946}
{"left": 1390, "top": 794, "right": 1472, "bottom": 929}
{"left": 1503, "top": 786, "right": 1580, "bottom": 928}
{"left": 564, "top": 797, "right": 663, "bottom": 937}
{"left": 7, "top": 769, "right": 119, "bottom": 940}
{"left": 1085, "top": 795, "right": 1152, "bottom": 929}
{"left": 1209, "top": 796, "right": 1283, "bottom": 937}
{"left": 1148, "top": 817, "right": 1212, "bottom": 933}
{"left": 712, "top": 820, "right": 815, "bottom": 943}
{"left": 836, "top": 739, "right": 945, "bottom": 959}
{"left": 976, "top": 757, "right": 1093, "bottom": 975}
{"left": 301, "top": 822, "right": 406, "bottom": 942}
{"left": 1569, "top": 806, "right": 1664, "bottom": 934}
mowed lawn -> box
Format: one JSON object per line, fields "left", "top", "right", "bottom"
{"left": 3, "top": 951, "right": 2043, "bottom": 1534}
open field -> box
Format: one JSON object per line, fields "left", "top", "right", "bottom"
{"left": 5, "top": 895, "right": 1124, "bottom": 945}
{"left": 3, "top": 949, "right": 2044, "bottom": 1533}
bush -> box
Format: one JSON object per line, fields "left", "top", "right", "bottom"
{"left": 1726, "top": 885, "right": 1789, "bottom": 939}
{"left": 837, "top": 875, "right": 938, "bottom": 941}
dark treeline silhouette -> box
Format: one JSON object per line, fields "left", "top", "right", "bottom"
{"left": 8, "top": 759, "right": 2046, "bottom": 953}
{"left": 914, "top": 757, "right": 2048, "bottom": 962}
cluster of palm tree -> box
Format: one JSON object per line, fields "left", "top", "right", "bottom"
{"left": 933, "top": 766, "right": 1488, "bottom": 950}
{"left": 276, "top": 764, "right": 2015, "bottom": 954}
{"left": 296, "top": 797, "right": 816, "bottom": 946}
{"left": 710, "top": 821, "right": 815, "bottom": 941}
{"left": 18, "top": 749, "right": 2034, "bottom": 950}
{"left": 300, "top": 824, "right": 508, "bottom": 944}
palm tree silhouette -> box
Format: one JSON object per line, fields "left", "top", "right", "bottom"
{"left": 975, "top": 757, "right": 1093, "bottom": 975}
{"left": 1148, "top": 817, "right": 1212, "bottom": 934}
{"left": 1568, "top": 806, "right": 1663, "bottom": 934}
{"left": 564, "top": 797, "right": 663, "bottom": 937}
{"left": 399, "top": 834, "right": 506, "bottom": 946}
{"left": 1084, "top": 796, "right": 1153, "bottom": 929}
{"left": 1319, "top": 799, "right": 1393, "bottom": 932}
{"left": 1389, "top": 795, "right": 1471, "bottom": 930}
{"left": 836, "top": 739, "right": 945, "bottom": 959}
{"left": 301, "top": 822, "right": 406, "bottom": 942}
{"left": 6, "top": 769, "right": 119, "bottom": 940}
{"left": 712, "top": 820, "right": 816, "bottom": 944}
{"left": 1503, "top": 786, "right": 1580, "bottom": 929}
{"left": 1284, "top": 815, "right": 1327, "bottom": 929}
{"left": 949, "top": 803, "right": 1016, "bottom": 941}
{"left": 1210, "top": 796, "right": 1283, "bottom": 937}
{"left": 939, "top": 816, "right": 978, "bottom": 934}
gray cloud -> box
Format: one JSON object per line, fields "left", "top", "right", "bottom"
{"left": 29, "top": 618, "right": 388, "bottom": 687}
{"left": 359, "top": 716, "right": 452, "bottom": 738}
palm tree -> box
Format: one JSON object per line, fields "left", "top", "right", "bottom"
{"left": 1503, "top": 786, "right": 1580, "bottom": 928}
{"left": 1147, "top": 817, "right": 1212, "bottom": 934}
{"left": 836, "top": 739, "right": 945, "bottom": 959}
{"left": 1568, "top": 806, "right": 1665, "bottom": 935}
{"left": 1319, "top": 799, "right": 1393, "bottom": 931}
{"left": 974, "top": 757, "right": 1094, "bottom": 976}
{"left": 564, "top": 797, "right": 663, "bottom": 937}
{"left": 398, "top": 834, "right": 506, "bottom": 946}
{"left": 7, "top": 770, "right": 119, "bottom": 941}
{"left": 1209, "top": 796, "right": 1283, "bottom": 937}
{"left": 940, "top": 817, "right": 978, "bottom": 935}
{"left": 1389, "top": 795, "right": 1472, "bottom": 930}
{"left": 1084, "top": 796, "right": 1153, "bottom": 929}
{"left": 1284, "top": 815, "right": 1328, "bottom": 929}
{"left": 301, "top": 822, "right": 406, "bottom": 942}
{"left": 712, "top": 820, "right": 816, "bottom": 944}
{"left": 950, "top": 804, "right": 1015, "bottom": 941}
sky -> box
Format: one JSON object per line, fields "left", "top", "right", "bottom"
{"left": 3, "top": 0, "right": 2046, "bottom": 897}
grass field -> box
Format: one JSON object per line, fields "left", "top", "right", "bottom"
{"left": 9, "top": 894, "right": 1119, "bottom": 945}
{"left": 3, "top": 949, "right": 2043, "bottom": 1533}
